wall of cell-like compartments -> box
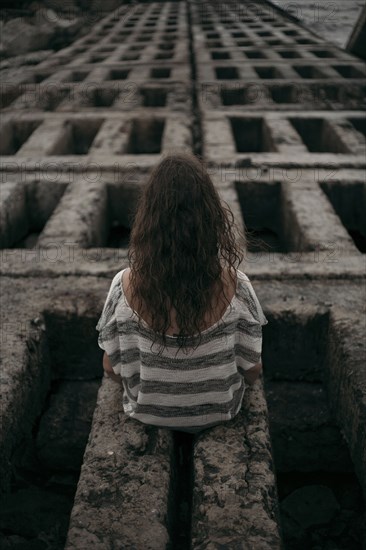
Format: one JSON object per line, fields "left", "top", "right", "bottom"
{"left": 0, "top": 1, "right": 365, "bottom": 548}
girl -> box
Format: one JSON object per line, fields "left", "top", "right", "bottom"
{"left": 96, "top": 152, "right": 268, "bottom": 434}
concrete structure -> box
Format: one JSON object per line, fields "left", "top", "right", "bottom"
{"left": 0, "top": 0, "right": 365, "bottom": 548}
{"left": 347, "top": 3, "right": 366, "bottom": 61}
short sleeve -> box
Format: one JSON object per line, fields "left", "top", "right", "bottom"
{"left": 95, "top": 273, "right": 122, "bottom": 374}
{"left": 237, "top": 271, "right": 268, "bottom": 327}
{"left": 235, "top": 272, "right": 268, "bottom": 373}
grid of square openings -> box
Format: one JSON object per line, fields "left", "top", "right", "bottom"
{"left": 90, "top": 2, "right": 182, "bottom": 46}
{"left": 208, "top": 48, "right": 348, "bottom": 61}
{"left": 219, "top": 82, "right": 366, "bottom": 107}
{"left": 211, "top": 63, "right": 365, "bottom": 80}
{"left": 227, "top": 116, "right": 365, "bottom": 154}
{"left": 0, "top": 116, "right": 167, "bottom": 156}
{"left": 196, "top": 4, "right": 321, "bottom": 39}
{"left": 78, "top": 16, "right": 183, "bottom": 62}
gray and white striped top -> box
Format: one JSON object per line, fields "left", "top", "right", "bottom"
{"left": 96, "top": 268, "right": 268, "bottom": 434}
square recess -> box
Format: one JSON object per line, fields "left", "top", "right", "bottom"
{"left": 89, "top": 54, "right": 107, "bottom": 63}
{"left": 206, "top": 41, "right": 224, "bottom": 48}
{"left": 32, "top": 73, "right": 50, "bottom": 83}
{"left": 220, "top": 85, "right": 269, "bottom": 106}
{"left": 262, "top": 310, "right": 330, "bottom": 380}
{"left": 260, "top": 308, "right": 365, "bottom": 513}
{"left": 271, "top": 84, "right": 297, "bottom": 103}
{"left": 332, "top": 65, "right": 365, "bottom": 78}
{"left": 311, "top": 50, "right": 335, "bottom": 58}
{"left": 83, "top": 88, "right": 120, "bottom": 108}
{"left": 158, "top": 43, "right": 174, "bottom": 51}
{"left": 44, "top": 310, "right": 104, "bottom": 379}
{"left": 141, "top": 88, "right": 168, "bottom": 107}
{"left": 229, "top": 117, "right": 276, "bottom": 152}
{"left": 260, "top": 308, "right": 363, "bottom": 498}
{"left": 245, "top": 50, "right": 267, "bottom": 59}
{"left": 126, "top": 118, "right": 165, "bottom": 154}
{"left": 1, "top": 181, "right": 67, "bottom": 249}
{"left": 105, "top": 183, "right": 142, "bottom": 247}
{"left": 211, "top": 51, "right": 231, "bottom": 60}
{"left": 0, "top": 120, "right": 40, "bottom": 155}
{"left": 283, "top": 29, "right": 299, "bottom": 36}
{"left": 138, "top": 34, "right": 153, "bottom": 42}
{"left": 162, "top": 34, "right": 176, "bottom": 42}
{"left": 277, "top": 50, "right": 300, "bottom": 58}
{"left": 254, "top": 66, "right": 283, "bottom": 79}
{"left": 107, "top": 221, "right": 131, "bottom": 248}
{"left": 53, "top": 119, "right": 103, "bottom": 155}
{"left": 121, "top": 53, "right": 140, "bottom": 61}
{"left": 221, "top": 87, "right": 252, "bottom": 106}
{"left": 289, "top": 118, "right": 349, "bottom": 153}
{"left": 293, "top": 66, "right": 327, "bottom": 79}
{"left": 215, "top": 67, "right": 239, "bottom": 79}
{"left": 64, "top": 71, "right": 88, "bottom": 83}
{"left": 150, "top": 67, "right": 171, "bottom": 78}
{"left": 296, "top": 38, "right": 316, "bottom": 44}
{"left": 319, "top": 181, "right": 366, "bottom": 253}
{"left": 155, "top": 52, "right": 173, "bottom": 60}
{"left": 1, "top": 310, "right": 103, "bottom": 545}
{"left": 109, "top": 69, "right": 130, "bottom": 80}
{"left": 31, "top": 88, "right": 71, "bottom": 112}
{"left": 266, "top": 39, "right": 283, "bottom": 46}
{"left": 234, "top": 180, "right": 289, "bottom": 253}
{"left": 0, "top": 85, "right": 23, "bottom": 108}
{"left": 348, "top": 117, "right": 366, "bottom": 139}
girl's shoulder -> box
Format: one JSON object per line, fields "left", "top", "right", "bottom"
{"left": 109, "top": 267, "right": 129, "bottom": 300}
{"left": 236, "top": 268, "right": 249, "bottom": 282}
{"left": 99, "top": 268, "right": 127, "bottom": 318}
{"left": 234, "top": 269, "right": 268, "bottom": 327}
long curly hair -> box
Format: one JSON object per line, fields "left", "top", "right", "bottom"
{"left": 127, "top": 152, "right": 245, "bottom": 354}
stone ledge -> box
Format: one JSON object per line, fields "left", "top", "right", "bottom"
{"left": 325, "top": 309, "right": 366, "bottom": 498}
{"left": 1, "top": 251, "right": 365, "bottom": 279}
{"left": 64, "top": 379, "right": 283, "bottom": 548}
{"left": 65, "top": 379, "right": 173, "bottom": 550}
{"left": 191, "top": 380, "right": 282, "bottom": 549}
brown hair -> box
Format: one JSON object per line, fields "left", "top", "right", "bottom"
{"left": 128, "top": 152, "right": 245, "bottom": 354}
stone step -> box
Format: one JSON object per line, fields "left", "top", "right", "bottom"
{"left": 64, "top": 378, "right": 282, "bottom": 549}
{"left": 64, "top": 380, "right": 173, "bottom": 550}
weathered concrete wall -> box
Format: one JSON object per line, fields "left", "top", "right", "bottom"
{"left": 65, "top": 380, "right": 173, "bottom": 550}
{"left": 347, "top": 3, "right": 366, "bottom": 60}
{"left": 191, "top": 381, "right": 282, "bottom": 548}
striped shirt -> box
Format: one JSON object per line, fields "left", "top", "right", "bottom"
{"left": 96, "top": 268, "right": 268, "bottom": 434}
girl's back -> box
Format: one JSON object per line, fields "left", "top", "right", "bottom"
{"left": 96, "top": 267, "right": 267, "bottom": 434}
{"left": 96, "top": 152, "right": 268, "bottom": 433}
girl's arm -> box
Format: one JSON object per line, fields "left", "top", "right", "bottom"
{"left": 103, "top": 352, "right": 123, "bottom": 385}
{"left": 243, "top": 362, "right": 263, "bottom": 386}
